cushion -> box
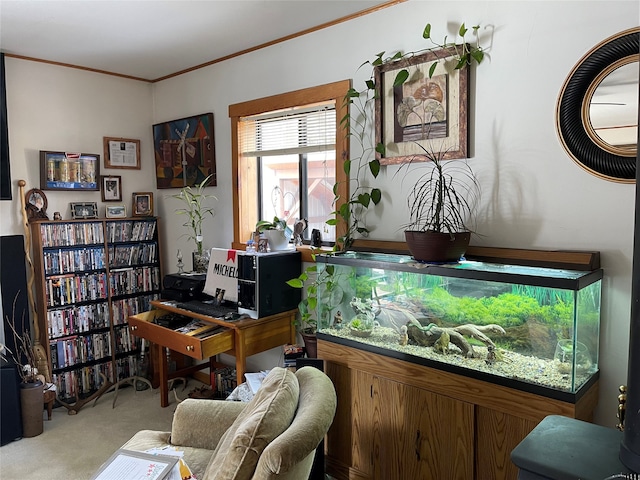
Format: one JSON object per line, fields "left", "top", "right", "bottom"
{"left": 202, "top": 367, "right": 299, "bottom": 480}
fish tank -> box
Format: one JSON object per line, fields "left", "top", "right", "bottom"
{"left": 315, "top": 252, "right": 602, "bottom": 402}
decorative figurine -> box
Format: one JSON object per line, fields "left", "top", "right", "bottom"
{"left": 486, "top": 345, "right": 496, "bottom": 366}
{"left": 433, "top": 330, "right": 450, "bottom": 355}
{"left": 333, "top": 311, "right": 343, "bottom": 330}
{"left": 53, "top": 211, "right": 62, "bottom": 221}
{"left": 177, "top": 249, "right": 184, "bottom": 273}
{"left": 293, "top": 218, "right": 308, "bottom": 246}
{"left": 399, "top": 325, "right": 408, "bottom": 346}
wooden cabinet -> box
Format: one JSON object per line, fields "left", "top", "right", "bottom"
{"left": 319, "top": 340, "right": 599, "bottom": 480}
{"left": 30, "top": 217, "right": 162, "bottom": 402}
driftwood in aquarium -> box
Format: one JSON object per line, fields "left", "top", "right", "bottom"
{"left": 406, "top": 319, "right": 505, "bottom": 357}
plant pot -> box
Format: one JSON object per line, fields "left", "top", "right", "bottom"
{"left": 405, "top": 230, "right": 471, "bottom": 263}
{"left": 264, "top": 230, "right": 290, "bottom": 251}
{"left": 300, "top": 330, "right": 318, "bottom": 359}
{"left": 20, "top": 380, "right": 44, "bottom": 437}
{"left": 192, "top": 250, "right": 210, "bottom": 273}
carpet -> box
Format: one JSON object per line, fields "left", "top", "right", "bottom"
{"left": 0, "top": 381, "right": 195, "bottom": 479}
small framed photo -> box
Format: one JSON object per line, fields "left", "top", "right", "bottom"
{"left": 103, "top": 137, "right": 141, "bottom": 169}
{"left": 101, "top": 175, "right": 122, "bottom": 202}
{"left": 132, "top": 192, "right": 153, "bottom": 216}
{"left": 70, "top": 202, "right": 98, "bottom": 219}
{"left": 105, "top": 204, "right": 127, "bottom": 218}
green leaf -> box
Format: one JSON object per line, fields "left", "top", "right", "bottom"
{"left": 326, "top": 265, "right": 335, "bottom": 275}
{"left": 339, "top": 203, "right": 350, "bottom": 218}
{"left": 365, "top": 79, "right": 375, "bottom": 90}
{"left": 393, "top": 69, "right": 409, "bottom": 86}
{"left": 471, "top": 49, "right": 484, "bottom": 64}
{"left": 286, "top": 279, "right": 304, "bottom": 288}
{"left": 369, "top": 159, "right": 380, "bottom": 178}
{"left": 455, "top": 55, "right": 468, "bottom": 70}
{"left": 343, "top": 159, "right": 351, "bottom": 175}
{"left": 390, "top": 51, "right": 404, "bottom": 61}
{"left": 326, "top": 218, "right": 338, "bottom": 226}
{"left": 358, "top": 193, "right": 371, "bottom": 207}
{"left": 375, "top": 143, "right": 385, "bottom": 156}
{"left": 459, "top": 23, "right": 468, "bottom": 37}
{"left": 428, "top": 62, "right": 438, "bottom": 78}
{"left": 307, "top": 297, "right": 317, "bottom": 310}
{"left": 356, "top": 227, "right": 369, "bottom": 235}
{"left": 423, "top": 23, "right": 432, "bottom": 39}
{"left": 371, "top": 188, "right": 382, "bottom": 204}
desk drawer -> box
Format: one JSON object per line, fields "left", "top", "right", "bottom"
{"left": 129, "top": 310, "right": 234, "bottom": 360}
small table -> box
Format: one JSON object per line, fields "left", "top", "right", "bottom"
{"left": 129, "top": 302, "right": 297, "bottom": 407}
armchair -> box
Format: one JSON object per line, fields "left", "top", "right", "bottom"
{"left": 121, "top": 366, "right": 337, "bottom": 480}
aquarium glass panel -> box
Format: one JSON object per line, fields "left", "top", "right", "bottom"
{"left": 316, "top": 253, "right": 602, "bottom": 398}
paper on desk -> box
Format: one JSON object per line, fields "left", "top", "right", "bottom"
{"left": 245, "top": 370, "right": 271, "bottom": 395}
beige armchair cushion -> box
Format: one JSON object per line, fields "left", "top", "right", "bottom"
{"left": 202, "top": 367, "right": 299, "bottom": 480}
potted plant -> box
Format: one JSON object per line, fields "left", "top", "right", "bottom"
{"left": 170, "top": 175, "right": 216, "bottom": 272}
{"left": 401, "top": 143, "right": 480, "bottom": 262}
{"left": 2, "top": 305, "right": 45, "bottom": 437}
{"left": 255, "top": 216, "right": 293, "bottom": 251}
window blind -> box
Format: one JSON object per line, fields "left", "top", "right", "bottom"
{"left": 239, "top": 101, "right": 336, "bottom": 157}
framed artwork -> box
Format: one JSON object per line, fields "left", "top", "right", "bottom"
{"left": 152, "top": 112, "right": 216, "bottom": 189}
{"left": 70, "top": 202, "right": 98, "bottom": 219}
{"left": 40, "top": 151, "right": 100, "bottom": 191}
{"left": 25, "top": 188, "right": 49, "bottom": 220}
{"left": 374, "top": 47, "right": 469, "bottom": 165}
{"left": 105, "top": 204, "right": 127, "bottom": 218}
{"left": 101, "top": 175, "right": 122, "bottom": 202}
{"left": 132, "top": 192, "right": 153, "bottom": 216}
{"left": 103, "top": 137, "right": 141, "bottom": 170}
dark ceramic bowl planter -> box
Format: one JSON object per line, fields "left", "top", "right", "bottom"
{"left": 405, "top": 230, "right": 471, "bottom": 263}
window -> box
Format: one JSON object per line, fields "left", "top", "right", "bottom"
{"left": 229, "top": 80, "right": 350, "bottom": 250}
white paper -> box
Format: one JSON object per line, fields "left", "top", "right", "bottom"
{"left": 91, "top": 449, "right": 177, "bottom": 480}
{"left": 245, "top": 370, "right": 270, "bottom": 395}
{"left": 108, "top": 140, "right": 138, "bottom": 167}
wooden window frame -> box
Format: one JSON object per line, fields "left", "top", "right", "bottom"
{"left": 229, "top": 80, "right": 351, "bottom": 259}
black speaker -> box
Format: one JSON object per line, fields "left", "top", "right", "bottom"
{"left": 1, "top": 363, "right": 23, "bottom": 444}
{"left": 1, "top": 235, "right": 30, "bottom": 360}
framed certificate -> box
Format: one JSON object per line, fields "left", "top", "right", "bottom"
{"left": 103, "top": 137, "right": 141, "bottom": 170}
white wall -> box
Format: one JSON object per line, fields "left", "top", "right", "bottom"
{"left": 2, "top": 0, "right": 638, "bottom": 426}
{"left": 1, "top": 59, "right": 154, "bottom": 231}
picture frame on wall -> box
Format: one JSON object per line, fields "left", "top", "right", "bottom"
{"left": 152, "top": 113, "right": 216, "bottom": 189}
{"left": 70, "top": 202, "right": 98, "bottom": 219}
{"left": 132, "top": 192, "right": 153, "bottom": 216}
{"left": 374, "top": 46, "right": 469, "bottom": 165}
{"left": 105, "top": 205, "right": 127, "bottom": 218}
{"left": 40, "top": 151, "right": 100, "bottom": 191}
{"left": 103, "top": 137, "right": 141, "bottom": 170}
{"left": 101, "top": 175, "right": 122, "bottom": 202}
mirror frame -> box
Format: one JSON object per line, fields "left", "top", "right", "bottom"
{"left": 556, "top": 27, "right": 639, "bottom": 183}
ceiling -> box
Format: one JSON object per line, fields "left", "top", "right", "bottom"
{"left": 0, "top": 0, "right": 399, "bottom": 82}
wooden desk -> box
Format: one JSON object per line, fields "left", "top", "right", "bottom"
{"left": 129, "top": 301, "right": 297, "bottom": 407}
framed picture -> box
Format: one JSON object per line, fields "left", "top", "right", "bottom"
{"left": 25, "top": 188, "right": 49, "bottom": 220}
{"left": 152, "top": 113, "right": 216, "bottom": 189}
{"left": 40, "top": 151, "right": 100, "bottom": 191}
{"left": 70, "top": 202, "right": 98, "bottom": 219}
{"left": 100, "top": 175, "right": 122, "bottom": 202}
{"left": 103, "top": 137, "right": 141, "bottom": 169}
{"left": 132, "top": 192, "right": 153, "bottom": 216}
{"left": 374, "top": 47, "right": 469, "bottom": 165}
{"left": 105, "top": 204, "right": 127, "bottom": 218}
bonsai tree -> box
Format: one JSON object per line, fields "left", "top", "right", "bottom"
{"left": 170, "top": 174, "right": 216, "bottom": 255}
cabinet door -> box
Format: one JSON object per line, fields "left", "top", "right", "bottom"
{"left": 376, "top": 376, "right": 474, "bottom": 480}
{"left": 476, "top": 406, "right": 538, "bottom": 480}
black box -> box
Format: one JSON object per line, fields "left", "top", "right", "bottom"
{"left": 161, "top": 273, "right": 206, "bottom": 302}
{"left": 237, "top": 251, "right": 301, "bottom": 318}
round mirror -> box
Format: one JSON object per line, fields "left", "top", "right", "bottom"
{"left": 556, "top": 27, "right": 639, "bottom": 183}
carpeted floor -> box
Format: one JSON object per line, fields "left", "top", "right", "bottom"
{"left": 0, "top": 381, "right": 197, "bottom": 479}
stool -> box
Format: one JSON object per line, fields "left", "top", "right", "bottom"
{"left": 43, "top": 389, "right": 56, "bottom": 420}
